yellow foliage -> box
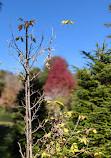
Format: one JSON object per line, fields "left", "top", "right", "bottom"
{"left": 80, "top": 137, "right": 89, "bottom": 145}
{"left": 94, "top": 152, "right": 104, "bottom": 158}
{"left": 93, "top": 129, "right": 97, "bottom": 134}
{"left": 43, "top": 58, "right": 47, "bottom": 62}
{"left": 53, "top": 101, "right": 64, "bottom": 106}
{"left": 44, "top": 133, "right": 51, "bottom": 138}
{"left": 63, "top": 128, "right": 69, "bottom": 133}
{"left": 41, "top": 152, "right": 50, "bottom": 158}
{"left": 60, "top": 123, "right": 65, "bottom": 127}
{"left": 19, "top": 53, "right": 23, "bottom": 57}
{"left": 46, "top": 100, "right": 64, "bottom": 106}
{"left": 46, "top": 100, "right": 51, "bottom": 104}
{"left": 76, "top": 130, "right": 81, "bottom": 134}
{"left": 86, "top": 128, "right": 97, "bottom": 135}
{"left": 69, "top": 142, "right": 79, "bottom": 154}
{"left": 70, "top": 143, "right": 78, "bottom": 151}
{"left": 50, "top": 116, "right": 54, "bottom": 120}
{"left": 67, "top": 111, "right": 73, "bottom": 117}
{"left": 63, "top": 138, "right": 66, "bottom": 141}
{"left": 56, "top": 146, "right": 61, "bottom": 152}
{"left": 45, "top": 119, "right": 49, "bottom": 123}
{"left": 79, "top": 115, "right": 87, "bottom": 120}
{"left": 62, "top": 20, "right": 74, "bottom": 25}
{"left": 86, "top": 128, "right": 93, "bottom": 135}
{"left": 41, "top": 152, "right": 47, "bottom": 157}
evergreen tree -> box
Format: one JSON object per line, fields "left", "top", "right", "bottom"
{"left": 0, "top": 70, "right": 7, "bottom": 97}
{"left": 74, "top": 43, "right": 111, "bottom": 157}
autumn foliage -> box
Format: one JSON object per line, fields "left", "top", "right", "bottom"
{"left": 44, "top": 57, "right": 76, "bottom": 98}
{"left": 0, "top": 71, "right": 22, "bottom": 107}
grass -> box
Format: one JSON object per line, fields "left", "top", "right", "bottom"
{"left": 0, "top": 106, "right": 14, "bottom": 158}
{"left": 0, "top": 121, "right": 13, "bottom": 126}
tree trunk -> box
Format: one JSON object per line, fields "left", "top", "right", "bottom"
{"left": 25, "top": 23, "right": 33, "bottom": 158}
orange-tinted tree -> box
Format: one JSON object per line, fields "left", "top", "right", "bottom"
{"left": 1, "top": 72, "right": 22, "bottom": 108}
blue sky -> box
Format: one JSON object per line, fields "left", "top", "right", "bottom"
{"left": 0, "top": 0, "right": 111, "bottom": 73}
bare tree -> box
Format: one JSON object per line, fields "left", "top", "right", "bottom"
{"left": 8, "top": 18, "right": 74, "bottom": 158}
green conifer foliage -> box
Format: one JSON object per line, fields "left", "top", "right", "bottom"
{"left": 74, "top": 43, "right": 111, "bottom": 157}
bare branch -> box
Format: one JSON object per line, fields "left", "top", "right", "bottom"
{"left": 9, "top": 21, "right": 22, "bottom": 54}
{"left": 31, "top": 93, "right": 44, "bottom": 110}
{"left": 18, "top": 142, "right": 25, "bottom": 158}
{"left": 30, "top": 71, "right": 40, "bottom": 82}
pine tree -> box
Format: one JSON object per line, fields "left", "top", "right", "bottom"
{"left": 74, "top": 42, "right": 111, "bottom": 157}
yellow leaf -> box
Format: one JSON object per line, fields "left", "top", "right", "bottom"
{"left": 63, "top": 138, "right": 66, "bottom": 141}
{"left": 19, "top": 53, "right": 23, "bottom": 57}
{"left": 71, "top": 145, "right": 74, "bottom": 150}
{"left": 50, "top": 116, "right": 54, "bottom": 120}
{"left": 60, "top": 123, "right": 65, "bottom": 127}
{"left": 80, "top": 137, "right": 89, "bottom": 145}
{"left": 44, "top": 133, "right": 51, "bottom": 138}
{"left": 74, "top": 149, "right": 79, "bottom": 152}
{"left": 56, "top": 146, "right": 61, "bottom": 152}
{"left": 86, "top": 128, "right": 93, "bottom": 135}
{"left": 76, "top": 130, "right": 80, "bottom": 134}
{"left": 62, "top": 21, "right": 66, "bottom": 24}
{"left": 93, "top": 129, "right": 97, "bottom": 134}
{"left": 50, "top": 141, "right": 54, "bottom": 145}
{"left": 53, "top": 101, "right": 64, "bottom": 106}
{"left": 94, "top": 152, "right": 99, "bottom": 158}
{"left": 47, "top": 100, "right": 51, "bottom": 104}
{"left": 63, "top": 128, "right": 69, "bottom": 133}
{"left": 41, "top": 152, "right": 47, "bottom": 158}
{"left": 94, "top": 152, "right": 104, "bottom": 158}
{"left": 71, "top": 143, "right": 78, "bottom": 151}
{"left": 73, "top": 143, "right": 78, "bottom": 149}
{"left": 98, "top": 152, "right": 104, "bottom": 157}
{"left": 41, "top": 152, "right": 50, "bottom": 158}
{"left": 43, "top": 58, "right": 47, "bottom": 62}
{"left": 79, "top": 115, "right": 87, "bottom": 120}
{"left": 45, "top": 119, "right": 49, "bottom": 123}
{"left": 67, "top": 111, "right": 73, "bottom": 117}
{"left": 62, "top": 20, "right": 74, "bottom": 25}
